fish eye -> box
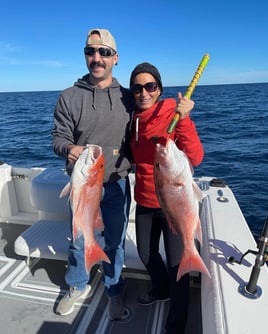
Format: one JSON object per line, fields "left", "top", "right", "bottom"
{"left": 175, "top": 183, "right": 184, "bottom": 190}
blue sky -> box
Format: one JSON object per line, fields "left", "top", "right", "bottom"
{"left": 1, "top": 0, "right": 268, "bottom": 92}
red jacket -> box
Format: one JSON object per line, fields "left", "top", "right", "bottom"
{"left": 130, "top": 98, "right": 204, "bottom": 208}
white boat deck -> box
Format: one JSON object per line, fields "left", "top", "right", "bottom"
{"left": 0, "top": 221, "right": 202, "bottom": 334}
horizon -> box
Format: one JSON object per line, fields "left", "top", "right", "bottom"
{"left": 1, "top": 81, "right": 268, "bottom": 94}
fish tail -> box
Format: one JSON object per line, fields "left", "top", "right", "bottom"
{"left": 85, "top": 240, "right": 110, "bottom": 272}
{"left": 177, "top": 248, "right": 210, "bottom": 281}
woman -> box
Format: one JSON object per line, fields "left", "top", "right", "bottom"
{"left": 129, "top": 62, "right": 204, "bottom": 333}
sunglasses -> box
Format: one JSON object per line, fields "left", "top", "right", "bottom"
{"left": 84, "top": 47, "right": 116, "bottom": 58}
{"left": 130, "top": 82, "right": 158, "bottom": 94}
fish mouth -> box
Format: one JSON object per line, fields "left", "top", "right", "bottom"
{"left": 85, "top": 144, "right": 102, "bottom": 164}
{"left": 155, "top": 143, "right": 168, "bottom": 154}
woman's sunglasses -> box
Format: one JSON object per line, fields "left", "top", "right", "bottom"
{"left": 130, "top": 82, "right": 158, "bottom": 95}
{"left": 84, "top": 47, "right": 116, "bottom": 58}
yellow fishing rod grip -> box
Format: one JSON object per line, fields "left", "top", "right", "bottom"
{"left": 167, "top": 53, "right": 210, "bottom": 134}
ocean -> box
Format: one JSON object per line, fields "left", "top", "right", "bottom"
{"left": 0, "top": 83, "right": 267, "bottom": 238}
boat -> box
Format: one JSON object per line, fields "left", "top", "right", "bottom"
{"left": 0, "top": 162, "right": 267, "bottom": 334}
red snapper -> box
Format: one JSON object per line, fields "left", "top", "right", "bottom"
{"left": 60, "top": 144, "right": 110, "bottom": 272}
{"left": 154, "top": 138, "right": 210, "bottom": 281}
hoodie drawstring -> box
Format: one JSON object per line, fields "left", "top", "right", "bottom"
{"left": 91, "top": 86, "right": 114, "bottom": 111}
{"left": 108, "top": 88, "right": 113, "bottom": 111}
{"left": 92, "top": 87, "right": 96, "bottom": 110}
{"left": 136, "top": 117, "right": 140, "bottom": 142}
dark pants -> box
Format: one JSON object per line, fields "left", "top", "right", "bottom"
{"left": 135, "top": 205, "right": 190, "bottom": 333}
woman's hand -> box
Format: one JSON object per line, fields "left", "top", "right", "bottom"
{"left": 175, "top": 92, "right": 195, "bottom": 119}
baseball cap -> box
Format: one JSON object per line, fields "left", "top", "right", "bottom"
{"left": 85, "top": 28, "right": 117, "bottom": 52}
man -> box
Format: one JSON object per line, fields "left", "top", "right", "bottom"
{"left": 52, "top": 28, "right": 133, "bottom": 320}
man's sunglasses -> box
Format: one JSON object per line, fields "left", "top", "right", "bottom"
{"left": 130, "top": 82, "right": 158, "bottom": 95}
{"left": 84, "top": 47, "right": 116, "bottom": 58}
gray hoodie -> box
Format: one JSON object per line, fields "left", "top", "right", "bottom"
{"left": 52, "top": 74, "right": 133, "bottom": 182}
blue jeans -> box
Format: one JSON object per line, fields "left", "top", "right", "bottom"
{"left": 65, "top": 177, "right": 131, "bottom": 296}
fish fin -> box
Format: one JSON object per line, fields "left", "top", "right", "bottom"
{"left": 94, "top": 209, "right": 104, "bottom": 230}
{"left": 167, "top": 220, "right": 177, "bottom": 234}
{"left": 195, "top": 218, "right": 203, "bottom": 245}
{"left": 85, "top": 240, "right": 110, "bottom": 272}
{"left": 193, "top": 181, "right": 205, "bottom": 202}
{"left": 177, "top": 246, "right": 211, "bottom": 282}
{"left": 182, "top": 151, "right": 194, "bottom": 175}
{"left": 164, "top": 214, "right": 177, "bottom": 234}
{"left": 72, "top": 220, "right": 81, "bottom": 241}
{"left": 189, "top": 163, "right": 194, "bottom": 176}
{"left": 59, "top": 182, "right": 71, "bottom": 198}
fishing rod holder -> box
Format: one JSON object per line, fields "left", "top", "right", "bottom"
{"left": 228, "top": 216, "right": 268, "bottom": 299}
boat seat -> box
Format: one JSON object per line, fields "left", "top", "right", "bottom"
{"left": 14, "top": 218, "right": 145, "bottom": 269}
{"left": 14, "top": 168, "right": 149, "bottom": 270}
{"left": 14, "top": 219, "right": 71, "bottom": 261}
{"left": 30, "top": 167, "right": 71, "bottom": 221}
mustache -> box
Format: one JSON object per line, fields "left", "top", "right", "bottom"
{"left": 90, "top": 61, "right": 106, "bottom": 69}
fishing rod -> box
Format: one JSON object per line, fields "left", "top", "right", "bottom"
{"left": 167, "top": 53, "right": 210, "bottom": 135}
{"left": 229, "top": 216, "right": 268, "bottom": 299}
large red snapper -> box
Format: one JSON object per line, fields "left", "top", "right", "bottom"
{"left": 154, "top": 138, "right": 210, "bottom": 281}
{"left": 60, "top": 144, "right": 110, "bottom": 272}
